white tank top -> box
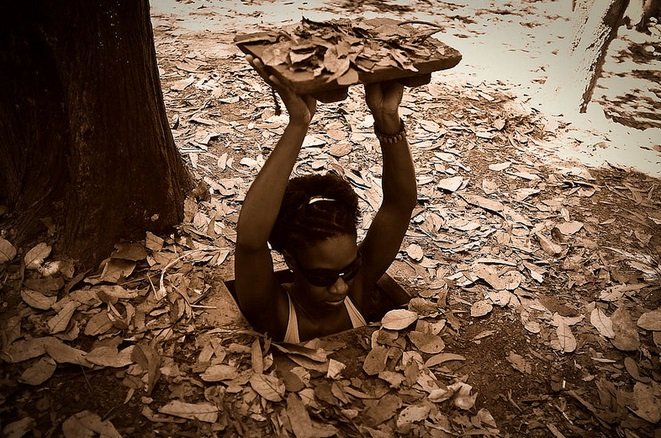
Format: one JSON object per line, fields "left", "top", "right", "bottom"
{"left": 283, "top": 292, "right": 367, "bottom": 343}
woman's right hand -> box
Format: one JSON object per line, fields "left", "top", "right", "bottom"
{"left": 246, "top": 55, "right": 316, "bottom": 126}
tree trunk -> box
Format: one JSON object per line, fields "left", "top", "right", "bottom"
{"left": 0, "top": 0, "right": 192, "bottom": 267}
{"left": 544, "top": 0, "right": 629, "bottom": 113}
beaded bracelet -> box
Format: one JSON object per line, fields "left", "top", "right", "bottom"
{"left": 374, "top": 118, "right": 406, "bottom": 144}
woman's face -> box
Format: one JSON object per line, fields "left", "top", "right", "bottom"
{"left": 289, "top": 233, "right": 360, "bottom": 310}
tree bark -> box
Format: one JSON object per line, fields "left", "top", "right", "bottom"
{"left": 0, "top": 0, "right": 192, "bottom": 267}
{"left": 544, "top": 0, "right": 629, "bottom": 113}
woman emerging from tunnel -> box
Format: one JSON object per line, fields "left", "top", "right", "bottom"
{"left": 235, "top": 55, "right": 417, "bottom": 343}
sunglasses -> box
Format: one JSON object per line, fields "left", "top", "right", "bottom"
{"left": 296, "top": 254, "right": 362, "bottom": 287}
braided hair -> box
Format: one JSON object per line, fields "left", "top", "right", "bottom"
{"left": 269, "top": 173, "right": 359, "bottom": 254}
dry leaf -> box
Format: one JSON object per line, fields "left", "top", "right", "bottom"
{"left": 99, "top": 258, "right": 136, "bottom": 283}
{"left": 3, "top": 417, "right": 36, "bottom": 438}
{"left": 329, "top": 142, "right": 352, "bottom": 157}
{"left": 285, "top": 391, "right": 337, "bottom": 436}
{"left": 611, "top": 307, "right": 640, "bottom": 351}
{"left": 381, "top": 309, "right": 418, "bottom": 330}
{"left": 364, "top": 393, "right": 401, "bottom": 427}
{"left": 43, "top": 337, "right": 90, "bottom": 367}
{"left": 251, "top": 338, "right": 263, "bottom": 374}
{"left": 475, "top": 408, "right": 498, "bottom": 428}
{"left": 378, "top": 370, "right": 405, "bottom": 388}
{"left": 271, "top": 343, "right": 329, "bottom": 362}
{"left": 326, "top": 358, "right": 346, "bottom": 380}
{"left": 482, "top": 178, "right": 498, "bottom": 195}
{"left": 488, "top": 161, "right": 511, "bottom": 171}
{"left": 470, "top": 300, "right": 493, "bottom": 317}
{"left": 396, "top": 404, "right": 430, "bottom": 429}
{"left": 507, "top": 351, "right": 532, "bottom": 374}
{"left": 62, "top": 410, "right": 122, "bottom": 438}
{"left": 47, "top": 301, "right": 80, "bottom": 334}
{"left": 424, "top": 353, "right": 466, "bottom": 368}
{"left": 131, "top": 343, "right": 161, "bottom": 395}
{"left": 408, "top": 331, "right": 445, "bottom": 354}
{"left": 554, "top": 221, "right": 583, "bottom": 236}
{"left": 624, "top": 357, "right": 649, "bottom": 383}
{"left": 250, "top": 373, "right": 285, "bottom": 402}
{"left": 20, "top": 357, "right": 57, "bottom": 385}
{"left": 637, "top": 309, "right": 661, "bottom": 331}
{"left": 24, "top": 243, "right": 52, "bottom": 270}
{"left": 450, "top": 382, "right": 478, "bottom": 410}
{"left": 112, "top": 242, "right": 147, "bottom": 261}
{"left": 145, "top": 231, "right": 164, "bottom": 252}
{"left": 201, "top": 364, "right": 239, "bottom": 382}
{"left": 552, "top": 322, "right": 577, "bottom": 353}
{"left": 590, "top": 308, "right": 615, "bottom": 338}
{"left": 437, "top": 176, "right": 463, "bottom": 192}
{"left": 461, "top": 194, "right": 504, "bottom": 214}
{"left": 84, "top": 311, "right": 114, "bottom": 336}
{"left": 632, "top": 382, "right": 661, "bottom": 423}
{"left": 0, "top": 237, "right": 17, "bottom": 263}
{"left": 86, "top": 345, "right": 134, "bottom": 368}
{"left": 535, "top": 232, "right": 562, "bottom": 256}
{"left": 362, "top": 345, "right": 388, "bottom": 376}
{"left": 405, "top": 244, "right": 424, "bottom": 261}
{"left": 1, "top": 337, "right": 50, "bottom": 363}
{"left": 159, "top": 400, "right": 219, "bottom": 423}
{"left": 21, "top": 289, "right": 57, "bottom": 310}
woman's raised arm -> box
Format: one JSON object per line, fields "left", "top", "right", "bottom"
{"left": 359, "top": 81, "right": 417, "bottom": 286}
{"left": 234, "top": 56, "right": 316, "bottom": 327}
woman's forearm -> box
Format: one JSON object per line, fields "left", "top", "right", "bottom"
{"left": 236, "top": 122, "right": 309, "bottom": 248}
{"left": 376, "top": 115, "right": 417, "bottom": 210}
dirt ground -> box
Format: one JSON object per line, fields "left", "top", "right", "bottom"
{"left": 1, "top": 1, "right": 660, "bottom": 437}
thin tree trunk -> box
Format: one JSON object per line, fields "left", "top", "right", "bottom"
{"left": 0, "top": 0, "right": 192, "bottom": 267}
{"left": 544, "top": 0, "right": 629, "bottom": 113}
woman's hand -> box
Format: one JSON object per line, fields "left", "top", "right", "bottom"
{"left": 246, "top": 55, "right": 316, "bottom": 126}
{"left": 364, "top": 81, "right": 404, "bottom": 134}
